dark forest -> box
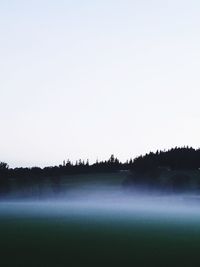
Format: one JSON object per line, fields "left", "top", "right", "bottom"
{"left": 1, "top": 147, "right": 200, "bottom": 193}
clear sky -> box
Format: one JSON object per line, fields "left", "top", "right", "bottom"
{"left": 1, "top": 0, "right": 200, "bottom": 167}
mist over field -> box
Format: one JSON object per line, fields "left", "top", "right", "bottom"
{"left": 2, "top": 180, "right": 200, "bottom": 222}
{"left": 1, "top": 173, "right": 200, "bottom": 266}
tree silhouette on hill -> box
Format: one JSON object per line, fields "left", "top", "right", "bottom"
{"left": 132, "top": 147, "right": 200, "bottom": 172}
{"left": 1, "top": 147, "right": 200, "bottom": 192}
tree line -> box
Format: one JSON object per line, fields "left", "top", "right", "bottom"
{"left": 2, "top": 147, "right": 200, "bottom": 179}
{"left": 1, "top": 147, "right": 200, "bottom": 192}
{"left": 0, "top": 154, "right": 133, "bottom": 180}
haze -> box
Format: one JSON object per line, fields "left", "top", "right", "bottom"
{"left": 1, "top": 0, "right": 200, "bottom": 167}
{"left": 2, "top": 186, "right": 200, "bottom": 223}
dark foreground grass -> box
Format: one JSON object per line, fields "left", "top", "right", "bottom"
{"left": 1, "top": 215, "right": 200, "bottom": 267}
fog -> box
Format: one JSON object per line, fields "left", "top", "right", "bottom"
{"left": 1, "top": 183, "right": 200, "bottom": 224}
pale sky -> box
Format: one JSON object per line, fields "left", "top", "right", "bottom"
{"left": 1, "top": 0, "right": 200, "bottom": 167}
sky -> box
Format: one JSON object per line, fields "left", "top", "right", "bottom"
{"left": 1, "top": 0, "right": 200, "bottom": 167}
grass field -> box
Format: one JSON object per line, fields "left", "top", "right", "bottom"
{"left": 1, "top": 204, "right": 200, "bottom": 267}
{"left": 1, "top": 173, "right": 200, "bottom": 267}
